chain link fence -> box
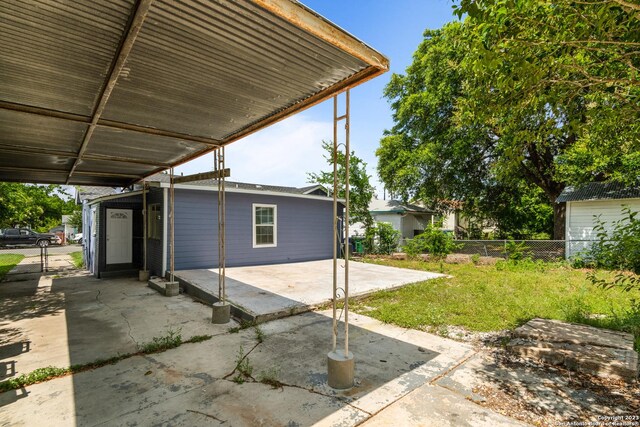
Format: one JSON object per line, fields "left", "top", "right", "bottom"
{"left": 450, "top": 240, "right": 565, "bottom": 262}
{"left": 393, "top": 237, "right": 605, "bottom": 262}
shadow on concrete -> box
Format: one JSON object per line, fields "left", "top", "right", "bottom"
{"left": 0, "top": 272, "right": 473, "bottom": 425}
{"left": 0, "top": 387, "right": 28, "bottom": 408}
{"left": 0, "top": 279, "right": 64, "bottom": 322}
{"left": 0, "top": 341, "right": 30, "bottom": 360}
{"left": 58, "top": 311, "right": 450, "bottom": 425}
{"left": 0, "top": 341, "right": 30, "bottom": 381}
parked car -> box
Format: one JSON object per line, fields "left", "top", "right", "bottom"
{"left": 72, "top": 233, "right": 83, "bottom": 245}
{"left": 0, "top": 228, "right": 60, "bottom": 247}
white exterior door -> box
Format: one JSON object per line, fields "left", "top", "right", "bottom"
{"left": 106, "top": 209, "right": 132, "bottom": 264}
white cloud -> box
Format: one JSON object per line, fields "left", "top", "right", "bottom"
{"left": 176, "top": 115, "right": 332, "bottom": 187}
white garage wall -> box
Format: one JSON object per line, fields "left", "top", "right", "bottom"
{"left": 566, "top": 198, "right": 640, "bottom": 258}
{"left": 372, "top": 213, "right": 402, "bottom": 235}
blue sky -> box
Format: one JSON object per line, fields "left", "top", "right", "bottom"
{"left": 176, "top": 0, "right": 456, "bottom": 196}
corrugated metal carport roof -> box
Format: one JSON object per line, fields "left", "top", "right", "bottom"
{"left": 0, "top": 0, "right": 388, "bottom": 187}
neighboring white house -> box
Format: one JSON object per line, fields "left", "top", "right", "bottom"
{"left": 365, "top": 199, "right": 437, "bottom": 241}
{"left": 558, "top": 182, "right": 640, "bottom": 258}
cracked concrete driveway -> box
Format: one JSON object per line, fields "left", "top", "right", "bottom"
{"left": 0, "top": 272, "right": 525, "bottom": 426}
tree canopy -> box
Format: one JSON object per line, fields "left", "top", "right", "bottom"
{"left": 307, "top": 140, "right": 375, "bottom": 227}
{"left": 378, "top": 1, "right": 639, "bottom": 239}
{"left": 0, "top": 183, "right": 76, "bottom": 231}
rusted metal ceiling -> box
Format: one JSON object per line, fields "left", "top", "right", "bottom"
{"left": 0, "top": 0, "right": 388, "bottom": 187}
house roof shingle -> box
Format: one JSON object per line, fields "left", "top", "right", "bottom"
{"left": 75, "top": 186, "right": 121, "bottom": 203}
{"left": 369, "top": 199, "right": 435, "bottom": 214}
{"left": 556, "top": 182, "right": 640, "bottom": 203}
{"left": 143, "top": 173, "right": 328, "bottom": 197}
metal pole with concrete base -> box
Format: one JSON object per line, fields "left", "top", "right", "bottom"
{"left": 328, "top": 90, "right": 354, "bottom": 389}
{"left": 162, "top": 168, "right": 179, "bottom": 297}
{"left": 212, "top": 147, "right": 231, "bottom": 324}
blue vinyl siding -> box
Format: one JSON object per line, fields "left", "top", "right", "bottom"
{"left": 172, "top": 189, "right": 335, "bottom": 270}
{"left": 88, "top": 187, "right": 337, "bottom": 277}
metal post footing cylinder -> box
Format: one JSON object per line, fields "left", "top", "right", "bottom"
{"left": 212, "top": 302, "right": 231, "bottom": 324}
{"left": 164, "top": 282, "right": 179, "bottom": 297}
{"left": 138, "top": 270, "right": 150, "bottom": 282}
{"left": 327, "top": 350, "right": 354, "bottom": 389}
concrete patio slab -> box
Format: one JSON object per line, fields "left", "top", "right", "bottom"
{"left": 360, "top": 383, "right": 527, "bottom": 427}
{"left": 0, "top": 310, "right": 491, "bottom": 427}
{"left": 0, "top": 273, "right": 234, "bottom": 375}
{"left": 0, "top": 272, "right": 533, "bottom": 426}
{"left": 175, "top": 259, "right": 444, "bottom": 323}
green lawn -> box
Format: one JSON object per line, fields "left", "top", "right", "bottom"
{"left": 69, "top": 251, "right": 84, "bottom": 269}
{"left": 353, "top": 258, "right": 639, "bottom": 349}
{"left": 0, "top": 253, "right": 25, "bottom": 280}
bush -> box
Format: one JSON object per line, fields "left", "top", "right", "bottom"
{"left": 364, "top": 222, "right": 401, "bottom": 255}
{"left": 404, "top": 225, "right": 458, "bottom": 259}
{"left": 587, "top": 207, "right": 640, "bottom": 292}
{"left": 503, "top": 240, "right": 531, "bottom": 262}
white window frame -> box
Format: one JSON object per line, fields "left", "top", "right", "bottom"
{"left": 252, "top": 203, "right": 277, "bottom": 248}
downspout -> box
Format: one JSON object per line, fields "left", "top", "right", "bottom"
{"left": 143, "top": 181, "right": 147, "bottom": 271}
{"left": 162, "top": 187, "right": 168, "bottom": 277}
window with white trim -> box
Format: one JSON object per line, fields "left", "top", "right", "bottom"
{"left": 253, "top": 204, "right": 277, "bottom": 248}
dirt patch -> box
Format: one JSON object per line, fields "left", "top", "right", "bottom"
{"left": 435, "top": 323, "right": 639, "bottom": 425}
{"left": 473, "top": 350, "right": 640, "bottom": 426}
{"left": 445, "top": 254, "right": 472, "bottom": 264}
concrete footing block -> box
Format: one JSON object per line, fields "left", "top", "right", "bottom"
{"left": 138, "top": 270, "right": 150, "bottom": 282}
{"left": 148, "top": 278, "right": 180, "bottom": 297}
{"left": 165, "top": 281, "right": 179, "bottom": 297}
{"left": 327, "top": 350, "right": 354, "bottom": 389}
{"left": 212, "top": 302, "right": 231, "bottom": 324}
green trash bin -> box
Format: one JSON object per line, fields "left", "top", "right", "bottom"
{"left": 353, "top": 238, "right": 364, "bottom": 254}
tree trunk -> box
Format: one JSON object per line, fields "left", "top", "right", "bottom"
{"left": 553, "top": 202, "right": 566, "bottom": 240}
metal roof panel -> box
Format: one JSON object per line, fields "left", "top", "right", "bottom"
{"left": 0, "top": 0, "right": 388, "bottom": 187}
{"left": 0, "top": 0, "right": 134, "bottom": 115}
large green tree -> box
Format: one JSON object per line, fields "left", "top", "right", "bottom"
{"left": 455, "top": 0, "right": 640, "bottom": 187}
{"left": 0, "top": 183, "right": 75, "bottom": 231}
{"left": 379, "top": 1, "right": 639, "bottom": 239}
{"left": 307, "top": 140, "right": 375, "bottom": 228}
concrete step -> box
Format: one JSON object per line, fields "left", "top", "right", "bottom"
{"left": 509, "top": 318, "right": 638, "bottom": 382}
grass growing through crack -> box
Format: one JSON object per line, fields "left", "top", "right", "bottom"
{"left": 188, "top": 334, "right": 212, "bottom": 343}
{"left": 227, "top": 320, "right": 266, "bottom": 344}
{"left": 254, "top": 325, "right": 265, "bottom": 343}
{"left": 0, "top": 329, "right": 213, "bottom": 393}
{"left": 258, "top": 367, "right": 283, "bottom": 389}
{"left": 228, "top": 319, "right": 257, "bottom": 334}
{"left": 232, "top": 345, "right": 254, "bottom": 384}
{"left": 138, "top": 328, "right": 182, "bottom": 353}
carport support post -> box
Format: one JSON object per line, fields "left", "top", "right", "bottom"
{"left": 163, "top": 168, "right": 179, "bottom": 297}
{"left": 328, "top": 90, "right": 354, "bottom": 389}
{"left": 139, "top": 180, "right": 150, "bottom": 282}
{"left": 212, "top": 146, "right": 231, "bottom": 324}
